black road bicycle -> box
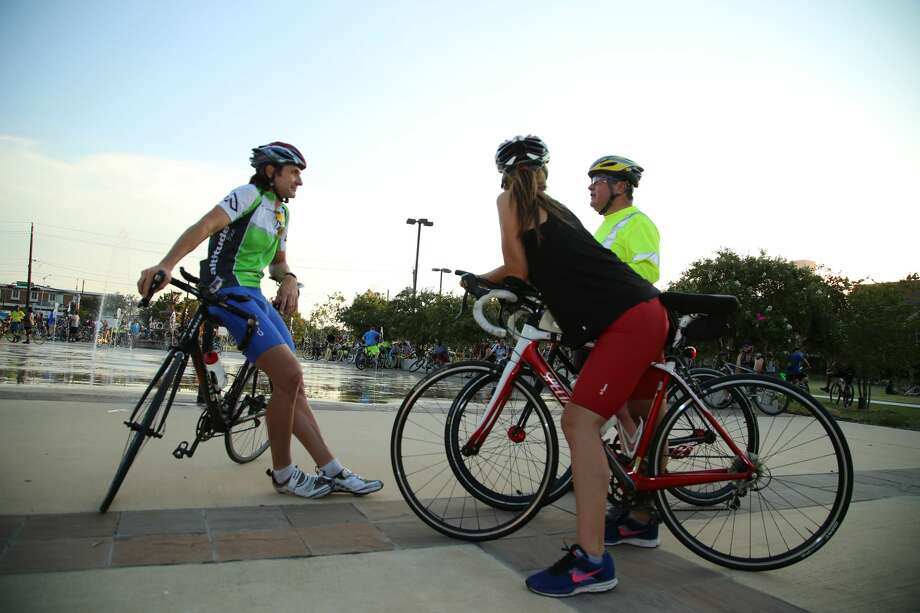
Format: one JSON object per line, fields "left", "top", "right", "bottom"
{"left": 99, "top": 268, "right": 272, "bottom": 512}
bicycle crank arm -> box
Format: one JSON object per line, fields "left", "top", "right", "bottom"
{"left": 604, "top": 444, "right": 637, "bottom": 492}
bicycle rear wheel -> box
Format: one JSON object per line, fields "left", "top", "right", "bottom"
{"left": 224, "top": 365, "right": 272, "bottom": 463}
{"left": 663, "top": 376, "right": 760, "bottom": 506}
{"left": 652, "top": 375, "right": 853, "bottom": 571}
{"left": 842, "top": 384, "right": 854, "bottom": 408}
{"left": 391, "top": 362, "right": 558, "bottom": 541}
{"left": 99, "top": 353, "right": 183, "bottom": 512}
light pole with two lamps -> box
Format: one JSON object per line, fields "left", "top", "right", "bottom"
{"left": 406, "top": 217, "right": 433, "bottom": 294}
{"left": 431, "top": 268, "right": 452, "bottom": 294}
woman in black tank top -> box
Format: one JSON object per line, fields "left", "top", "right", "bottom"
{"left": 472, "top": 135, "right": 669, "bottom": 597}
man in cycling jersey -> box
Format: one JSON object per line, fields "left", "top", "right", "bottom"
{"left": 588, "top": 155, "right": 660, "bottom": 285}
{"left": 363, "top": 326, "right": 381, "bottom": 348}
{"left": 9, "top": 306, "right": 24, "bottom": 340}
{"left": 586, "top": 156, "right": 664, "bottom": 550}
{"left": 431, "top": 340, "right": 449, "bottom": 365}
{"left": 138, "top": 142, "right": 382, "bottom": 500}
{"left": 787, "top": 347, "right": 811, "bottom": 385}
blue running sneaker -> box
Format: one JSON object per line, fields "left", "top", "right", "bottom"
{"left": 604, "top": 514, "right": 660, "bottom": 548}
{"left": 525, "top": 544, "right": 617, "bottom": 598}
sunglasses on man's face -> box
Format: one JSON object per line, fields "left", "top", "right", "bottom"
{"left": 591, "top": 175, "right": 623, "bottom": 186}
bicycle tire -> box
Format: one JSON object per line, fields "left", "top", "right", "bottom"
{"left": 99, "top": 355, "right": 182, "bottom": 512}
{"left": 408, "top": 355, "right": 425, "bottom": 372}
{"left": 391, "top": 361, "right": 558, "bottom": 541}
{"left": 224, "top": 365, "right": 271, "bottom": 463}
{"left": 842, "top": 384, "right": 854, "bottom": 408}
{"left": 443, "top": 364, "right": 569, "bottom": 510}
{"left": 829, "top": 381, "right": 842, "bottom": 406}
{"left": 652, "top": 375, "right": 853, "bottom": 571}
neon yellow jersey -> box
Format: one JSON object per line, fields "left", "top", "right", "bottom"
{"left": 593, "top": 205, "right": 660, "bottom": 284}
{"left": 10, "top": 310, "right": 24, "bottom": 323}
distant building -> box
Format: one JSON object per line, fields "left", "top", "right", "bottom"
{"left": 0, "top": 281, "right": 102, "bottom": 317}
{"left": 792, "top": 260, "right": 818, "bottom": 271}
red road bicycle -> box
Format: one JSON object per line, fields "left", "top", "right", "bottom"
{"left": 391, "top": 275, "right": 853, "bottom": 571}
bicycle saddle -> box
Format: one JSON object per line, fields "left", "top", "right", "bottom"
{"left": 659, "top": 292, "right": 739, "bottom": 316}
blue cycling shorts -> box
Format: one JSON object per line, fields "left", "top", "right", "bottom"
{"left": 208, "top": 286, "right": 295, "bottom": 362}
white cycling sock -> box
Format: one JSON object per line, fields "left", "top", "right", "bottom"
{"left": 320, "top": 459, "right": 344, "bottom": 478}
{"left": 272, "top": 464, "right": 295, "bottom": 484}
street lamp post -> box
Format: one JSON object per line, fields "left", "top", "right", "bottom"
{"left": 431, "top": 267, "right": 452, "bottom": 294}
{"left": 406, "top": 217, "right": 433, "bottom": 294}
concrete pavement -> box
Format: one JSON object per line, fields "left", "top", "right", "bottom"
{"left": 1, "top": 380, "right": 920, "bottom": 610}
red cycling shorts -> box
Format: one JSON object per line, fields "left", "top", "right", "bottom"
{"left": 570, "top": 297, "right": 670, "bottom": 420}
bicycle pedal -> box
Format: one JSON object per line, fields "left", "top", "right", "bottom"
{"left": 173, "top": 441, "right": 191, "bottom": 459}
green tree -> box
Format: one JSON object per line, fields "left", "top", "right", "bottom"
{"left": 668, "top": 250, "right": 849, "bottom": 359}
{"left": 338, "top": 290, "right": 390, "bottom": 338}
{"left": 303, "top": 293, "right": 346, "bottom": 341}
{"left": 842, "top": 279, "right": 920, "bottom": 408}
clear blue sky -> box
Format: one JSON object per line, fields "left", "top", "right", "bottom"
{"left": 1, "top": 0, "right": 918, "bottom": 305}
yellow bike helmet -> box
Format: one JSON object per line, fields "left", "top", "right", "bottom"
{"left": 588, "top": 155, "right": 643, "bottom": 187}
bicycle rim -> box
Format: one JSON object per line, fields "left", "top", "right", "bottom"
{"left": 653, "top": 375, "right": 853, "bottom": 570}
{"left": 99, "top": 356, "right": 181, "bottom": 512}
{"left": 664, "top": 377, "right": 760, "bottom": 506}
{"left": 391, "top": 362, "right": 558, "bottom": 541}
{"left": 445, "top": 368, "right": 566, "bottom": 511}
{"left": 463, "top": 367, "right": 572, "bottom": 505}
{"left": 224, "top": 366, "right": 271, "bottom": 463}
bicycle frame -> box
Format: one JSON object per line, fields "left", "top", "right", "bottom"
{"left": 461, "top": 320, "right": 756, "bottom": 496}
{"left": 125, "top": 302, "right": 258, "bottom": 452}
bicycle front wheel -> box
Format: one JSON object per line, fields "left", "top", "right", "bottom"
{"left": 391, "top": 362, "right": 558, "bottom": 541}
{"left": 99, "top": 353, "right": 183, "bottom": 512}
{"left": 829, "top": 381, "right": 842, "bottom": 406}
{"left": 224, "top": 365, "right": 272, "bottom": 463}
{"left": 652, "top": 375, "right": 853, "bottom": 571}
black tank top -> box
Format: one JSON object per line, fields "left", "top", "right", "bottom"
{"left": 522, "top": 208, "right": 659, "bottom": 347}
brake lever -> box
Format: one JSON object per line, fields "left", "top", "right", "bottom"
{"left": 455, "top": 291, "right": 470, "bottom": 321}
{"left": 140, "top": 271, "right": 165, "bottom": 307}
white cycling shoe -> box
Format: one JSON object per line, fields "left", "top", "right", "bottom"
{"left": 327, "top": 467, "right": 384, "bottom": 496}
{"left": 268, "top": 466, "right": 333, "bottom": 499}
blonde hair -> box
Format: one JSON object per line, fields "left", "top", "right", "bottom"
{"left": 502, "top": 166, "right": 571, "bottom": 241}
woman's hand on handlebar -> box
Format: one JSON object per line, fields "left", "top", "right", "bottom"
{"left": 138, "top": 265, "right": 172, "bottom": 297}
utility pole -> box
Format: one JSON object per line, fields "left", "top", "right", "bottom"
{"left": 26, "top": 223, "right": 34, "bottom": 309}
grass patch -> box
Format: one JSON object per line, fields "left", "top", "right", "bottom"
{"left": 818, "top": 400, "right": 920, "bottom": 430}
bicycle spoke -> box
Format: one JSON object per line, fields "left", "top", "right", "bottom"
{"left": 654, "top": 376, "right": 852, "bottom": 570}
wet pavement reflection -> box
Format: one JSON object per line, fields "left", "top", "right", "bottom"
{"left": 0, "top": 342, "right": 426, "bottom": 404}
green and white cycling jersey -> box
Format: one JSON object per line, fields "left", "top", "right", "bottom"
{"left": 199, "top": 184, "right": 289, "bottom": 289}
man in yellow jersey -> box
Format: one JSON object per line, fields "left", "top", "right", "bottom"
{"left": 9, "top": 306, "right": 25, "bottom": 342}
{"left": 588, "top": 155, "right": 659, "bottom": 284}
{"left": 587, "top": 156, "right": 664, "bottom": 547}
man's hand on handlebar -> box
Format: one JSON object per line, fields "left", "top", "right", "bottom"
{"left": 138, "top": 265, "right": 172, "bottom": 298}
{"left": 273, "top": 276, "right": 300, "bottom": 317}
